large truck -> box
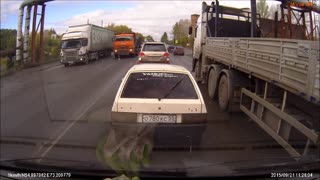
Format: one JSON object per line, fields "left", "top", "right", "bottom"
{"left": 60, "top": 24, "right": 114, "bottom": 67}
{"left": 190, "top": 1, "right": 319, "bottom": 160}
{"left": 113, "top": 33, "right": 142, "bottom": 58}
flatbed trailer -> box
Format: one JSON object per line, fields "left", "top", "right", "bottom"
{"left": 191, "top": 1, "right": 319, "bottom": 160}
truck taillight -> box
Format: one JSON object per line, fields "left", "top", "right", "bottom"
{"left": 138, "top": 52, "right": 144, "bottom": 57}
{"left": 164, "top": 52, "right": 170, "bottom": 57}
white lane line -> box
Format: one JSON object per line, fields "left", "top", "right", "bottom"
{"left": 38, "top": 86, "right": 104, "bottom": 158}
{"left": 37, "top": 60, "right": 134, "bottom": 159}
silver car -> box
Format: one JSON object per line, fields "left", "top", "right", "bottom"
{"left": 138, "top": 42, "right": 170, "bottom": 63}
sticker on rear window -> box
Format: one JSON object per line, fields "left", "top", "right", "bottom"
{"left": 142, "top": 73, "right": 178, "bottom": 78}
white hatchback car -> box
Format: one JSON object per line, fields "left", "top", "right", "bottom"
{"left": 111, "top": 64, "right": 207, "bottom": 124}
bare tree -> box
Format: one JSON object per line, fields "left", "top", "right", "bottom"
{"left": 257, "top": 0, "right": 269, "bottom": 18}
{"left": 268, "top": 4, "right": 278, "bottom": 20}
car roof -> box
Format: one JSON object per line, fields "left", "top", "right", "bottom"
{"left": 129, "top": 64, "right": 189, "bottom": 73}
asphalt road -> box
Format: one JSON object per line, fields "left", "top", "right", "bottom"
{"left": 0, "top": 49, "right": 294, "bottom": 176}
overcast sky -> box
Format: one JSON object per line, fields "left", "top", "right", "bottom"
{"left": 1, "top": 0, "right": 318, "bottom": 41}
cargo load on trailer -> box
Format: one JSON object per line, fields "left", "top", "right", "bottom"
{"left": 60, "top": 24, "right": 114, "bottom": 66}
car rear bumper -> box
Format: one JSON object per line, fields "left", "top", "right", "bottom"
{"left": 114, "top": 49, "right": 135, "bottom": 56}
{"left": 111, "top": 112, "right": 207, "bottom": 124}
{"left": 110, "top": 121, "right": 207, "bottom": 147}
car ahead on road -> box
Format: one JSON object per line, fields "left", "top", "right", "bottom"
{"left": 167, "top": 45, "right": 175, "bottom": 53}
{"left": 173, "top": 46, "right": 185, "bottom": 56}
{"left": 111, "top": 64, "right": 207, "bottom": 146}
{"left": 138, "top": 42, "right": 170, "bottom": 63}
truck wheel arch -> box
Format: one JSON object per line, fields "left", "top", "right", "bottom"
{"left": 194, "top": 55, "right": 202, "bottom": 82}
{"left": 192, "top": 54, "right": 201, "bottom": 72}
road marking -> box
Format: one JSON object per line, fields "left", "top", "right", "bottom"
{"left": 36, "top": 59, "right": 136, "bottom": 159}
{"left": 38, "top": 85, "right": 105, "bottom": 158}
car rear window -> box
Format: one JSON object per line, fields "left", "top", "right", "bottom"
{"left": 121, "top": 72, "right": 198, "bottom": 99}
{"left": 142, "top": 44, "right": 166, "bottom": 52}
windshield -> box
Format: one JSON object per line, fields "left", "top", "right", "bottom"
{"left": 61, "top": 38, "right": 87, "bottom": 49}
{"left": 142, "top": 44, "right": 166, "bottom": 51}
{"left": 115, "top": 36, "right": 132, "bottom": 41}
{"left": 121, "top": 72, "right": 198, "bottom": 99}
{"left": 1, "top": 0, "right": 320, "bottom": 179}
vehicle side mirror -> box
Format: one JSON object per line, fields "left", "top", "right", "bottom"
{"left": 188, "top": 26, "right": 192, "bottom": 35}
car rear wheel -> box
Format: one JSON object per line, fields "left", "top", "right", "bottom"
{"left": 218, "top": 74, "right": 229, "bottom": 111}
{"left": 64, "top": 64, "right": 69, "bottom": 67}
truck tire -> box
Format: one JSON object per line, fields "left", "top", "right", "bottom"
{"left": 84, "top": 55, "right": 89, "bottom": 65}
{"left": 195, "top": 60, "right": 201, "bottom": 83}
{"left": 208, "top": 65, "right": 222, "bottom": 99}
{"left": 208, "top": 69, "right": 217, "bottom": 99}
{"left": 218, "top": 74, "right": 229, "bottom": 111}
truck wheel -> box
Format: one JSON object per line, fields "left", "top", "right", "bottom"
{"left": 195, "top": 60, "right": 201, "bottom": 83}
{"left": 84, "top": 57, "right": 89, "bottom": 65}
{"left": 218, "top": 74, "right": 229, "bottom": 111}
{"left": 208, "top": 68, "right": 217, "bottom": 99}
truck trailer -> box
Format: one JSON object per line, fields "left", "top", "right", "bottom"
{"left": 60, "top": 24, "right": 114, "bottom": 66}
{"left": 190, "top": 0, "right": 319, "bottom": 160}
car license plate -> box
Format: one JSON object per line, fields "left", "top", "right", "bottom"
{"left": 142, "top": 114, "right": 176, "bottom": 123}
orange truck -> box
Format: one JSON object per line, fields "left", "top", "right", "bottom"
{"left": 113, "top": 33, "right": 141, "bottom": 58}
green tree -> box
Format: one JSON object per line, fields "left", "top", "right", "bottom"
{"left": 34, "top": 28, "right": 61, "bottom": 63}
{"left": 0, "top": 29, "right": 17, "bottom": 51}
{"left": 172, "top": 19, "right": 190, "bottom": 46}
{"left": 145, "top": 35, "right": 154, "bottom": 42}
{"left": 257, "top": 0, "right": 269, "bottom": 18}
{"left": 106, "top": 23, "right": 132, "bottom": 34}
{"left": 135, "top": 32, "right": 145, "bottom": 45}
{"left": 135, "top": 32, "right": 144, "bottom": 41}
{"left": 160, "top": 32, "right": 168, "bottom": 43}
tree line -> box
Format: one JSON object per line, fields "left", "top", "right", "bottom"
{"left": 105, "top": 23, "right": 154, "bottom": 43}
{"left": 159, "top": 19, "right": 192, "bottom": 47}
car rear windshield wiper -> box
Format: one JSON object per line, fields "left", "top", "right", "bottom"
{"left": 160, "top": 78, "right": 184, "bottom": 100}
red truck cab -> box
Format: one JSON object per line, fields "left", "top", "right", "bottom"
{"left": 113, "top": 33, "right": 138, "bottom": 58}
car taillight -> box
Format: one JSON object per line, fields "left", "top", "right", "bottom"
{"left": 138, "top": 52, "right": 144, "bottom": 57}
{"left": 164, "top": 52, "right": 170, "bottom": 57}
